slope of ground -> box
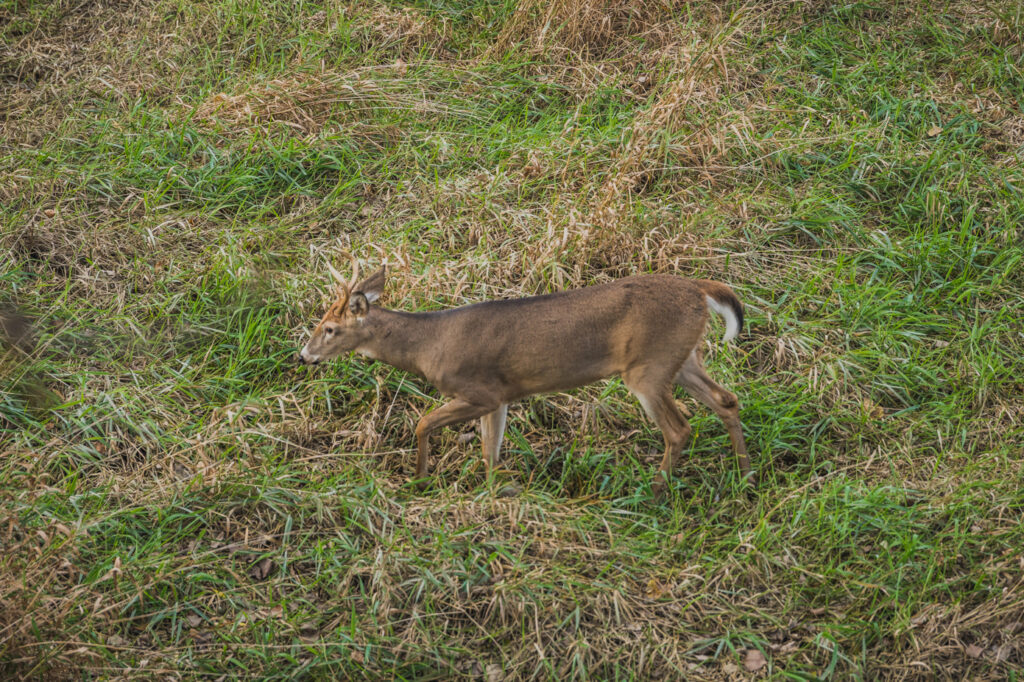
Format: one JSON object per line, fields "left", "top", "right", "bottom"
{"left": 2, "top": 0, "right": 1023, "bottom": 678}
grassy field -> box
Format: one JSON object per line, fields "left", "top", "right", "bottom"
{"left": 2, "top": 0, "right": 1024, "bottom": 678}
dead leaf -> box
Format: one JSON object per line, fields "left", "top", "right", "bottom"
{"left": 644, "top": 577, "right": 669, "bottom": 599}
{"left": 522, "top": 152, "right": 543, "bottom": 179}
{"left": 743, "top": 648, "right": 767, "bottom": 672}
{"left": 299, "top": 622, "right": 319, "bottom": 641}
{"left": 485, "top": 663, "right": 503, "bottom": 682}
{"left": 186, "top": 613, "right": 202, "bottom": 627}
{"left": 394, "top": 58, "right": 407, "bottom": 76}
{"left": 249, "top": 557, "right": 274, "bottom": 580}
{"left": 965, "top": 644, "right": 983, "bottom": 659}
{"left": 928, "top": 125, "right": 943, "bottom": 137}
{"left": 861, "top": 398, "right": 884, "bottom": 419}
{"left": 457, "top": 430, "right": 477, "bottom": 444}
{"left": 721, "top": 661, "right": 739, "bottom": 674}
{"left": 107, "top": 634, "right": 126, "bottom": 647}
{"left": 351, "top": 649, "right": 365, "bottom": 664}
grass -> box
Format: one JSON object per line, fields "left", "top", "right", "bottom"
{"left": 2, "top": 0, "right": 1024, "bottom": 678}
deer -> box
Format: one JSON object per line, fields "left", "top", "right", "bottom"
{"left": 298, "top": 254, "right": 752, "bottom": 497}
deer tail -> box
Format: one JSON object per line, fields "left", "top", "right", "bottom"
{"left": 698, "top": 280, "right": 744, "bottom": 342}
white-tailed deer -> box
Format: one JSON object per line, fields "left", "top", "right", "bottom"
{"left": 299, "top": 255, "right": 751, "bottom": 496}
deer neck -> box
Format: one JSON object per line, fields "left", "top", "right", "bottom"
{"left": 356, "top": 307, "right": 438, "bottom": 377}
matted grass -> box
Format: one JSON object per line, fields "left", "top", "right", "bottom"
{"left": 2, "top": 0, "right": 1023, "bottom": 679}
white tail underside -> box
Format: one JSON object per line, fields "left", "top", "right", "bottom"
{"left": 705, "top": 295, "right": 739, "bottom": 342}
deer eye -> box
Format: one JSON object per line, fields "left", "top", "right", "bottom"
{"left": 324, "top": 326, "right": 335, "bottom": 336}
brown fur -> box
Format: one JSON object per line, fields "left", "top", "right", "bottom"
{"left": 300, "top": 266, "right": 751, "bottom": 496}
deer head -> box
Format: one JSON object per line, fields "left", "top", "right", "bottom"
{"left": 299, "top": 253, "right": 386, "bottom": 364}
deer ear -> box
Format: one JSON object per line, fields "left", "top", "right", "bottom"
{"left": 348, "top": 292, "right": 370, "bottom": 317}
{"left": 355, "top": 266, "right": 386, "bottom": 304}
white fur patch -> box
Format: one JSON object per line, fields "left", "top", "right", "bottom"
{"left": 635, "top": 393, "right": 658, "bottom": 421}
{"left": 357, "top": 347, "right": 378, "bottom": 360}
{"left": 705, "top": 294, "right": 739, "bottom": 342}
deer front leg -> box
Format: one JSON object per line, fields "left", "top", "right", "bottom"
{"left": 480, "top": 403, "right": 509, "bottom": 475}
{"left": 414, "top": 398, "right": 496, "bottom": 484}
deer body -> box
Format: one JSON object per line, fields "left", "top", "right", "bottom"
{"left": 301, "top": 260, "right": 751, "bottom": 496}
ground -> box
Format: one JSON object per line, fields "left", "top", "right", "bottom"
{"left": 2, "top": 0, "right": 1024, "bottom": 679}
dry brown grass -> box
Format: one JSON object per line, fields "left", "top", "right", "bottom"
{"left": 0, "top": 0, "right": 159, "bottom": 145}
{"left": 489, "top": 0, "right": 680, "bottom": 61}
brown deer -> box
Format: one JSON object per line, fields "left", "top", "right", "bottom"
{"left": 299, "top": 255, "right": 752, "bottom": 496}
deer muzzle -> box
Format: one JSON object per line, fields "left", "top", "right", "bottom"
{"left": 298, "top": 347, "right": 320, "bottom": 365}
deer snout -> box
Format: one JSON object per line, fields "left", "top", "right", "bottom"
{"left": 298, "top": 347, "right": 320, "bottom": 365}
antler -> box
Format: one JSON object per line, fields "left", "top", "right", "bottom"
{"left": 326, "top": 261, "right": 347, "bottom": 288}
{"left": 345, "top": 252, "right": 360, "bottom": 292}
{"left": 326, "top": 251, "right": 361, "bottom": 304}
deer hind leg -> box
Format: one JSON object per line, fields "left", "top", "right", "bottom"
{"left": 624, "top": 369, "right": 692, "bottom": 499}
{"left": 414, "top": 399, "right": 496, "bottom": 484}
{"left": 480, "top": 403, "right": 508, "bottom": 475}
{"left": 674, "top": 349, "right": 752, "bottom": 479}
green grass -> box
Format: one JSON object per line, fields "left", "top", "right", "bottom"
{"left": 2, "top": 0, "right": 1024, "bottom": 679}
